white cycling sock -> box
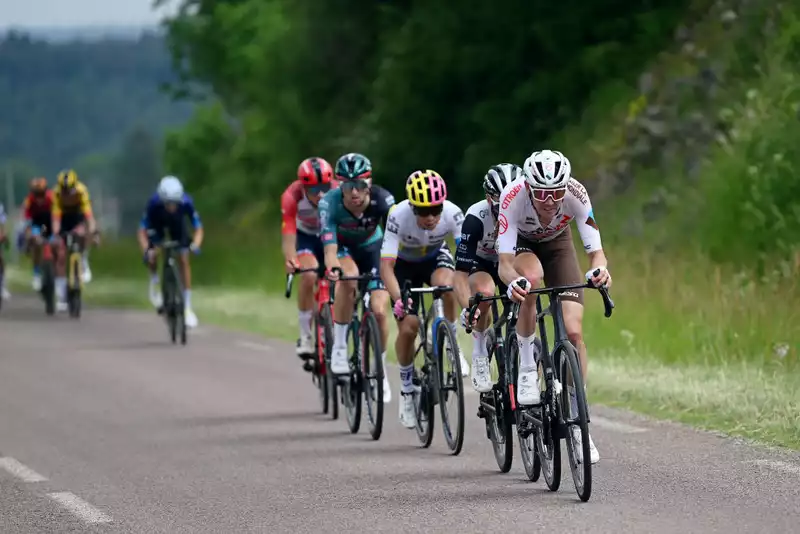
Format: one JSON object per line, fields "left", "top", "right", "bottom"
{"left": 298, "top": 310, "right": 313, "bottom": 338}
{"left": 399, "top": 363, "right": 415, "bottom": 393}
{"left": 184, "top": 289, "right": 192, "bottom": 308}
{"left": 333, "top": 322, "right": 349, "bottom": 348}
{"left": 471, "top": 329, "right": 487, "bottom": 357}
{"left": 517, "top": 332, "right": 539, "bottom": 369}
{"left": 149, "top": 273, "right": 159, "bottom": 286}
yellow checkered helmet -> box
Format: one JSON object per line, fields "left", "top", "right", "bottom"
{"left": 405, "top": 169, "right": 447, "bottom": 207}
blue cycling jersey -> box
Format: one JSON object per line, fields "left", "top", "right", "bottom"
{"left": 139, "top": 193, "right": 202, "bottom": 232}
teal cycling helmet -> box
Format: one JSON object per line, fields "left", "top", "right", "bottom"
{"left": 335, "top": 153, "right": 372, "bottom": 181}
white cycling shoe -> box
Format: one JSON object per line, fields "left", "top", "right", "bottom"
{"left": 516, "top": 366, "right": 540, "bottom": 405}
{"left": 398, "top": 389, "right": 418, "bottom": 429}
{"left": 571, "top": 427, "right": 600, "bottom": 464}
{"left": 330, "top": 346, "right": 350, "bottom": 375}
{"left": 471, "top": 355, "right": 493, "bottom": 393}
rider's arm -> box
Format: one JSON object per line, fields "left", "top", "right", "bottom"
{"left": 567, "top": 181, "right": 607, "bottom": 271}
{"left": 318, "top": 196, "right": 340, "bottom": 270}
{"left": 379, "top": 210, "right": 403, "bottom": 301}
{"left": 447, "top": 201, "right": 465, "bottom": 250}
{"left": 137, "top": 205, "right": 152, "bottom": 253}
{"left": 79, "top": 184, "right": 96, "bottom": 234}
{"left": 280, "top": 186, "right": 299, "bottom": 264}
{"left": 185, "top": 195, "right": 204, "bottom": 248}
{"left": 496, "top": 182, "right": 523, "bottom": 286}
{"left": 453, "top": 212, "right": 483, "bottom": 308}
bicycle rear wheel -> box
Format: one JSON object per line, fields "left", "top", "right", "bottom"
{"left": 414, "top": 353, "right": 435, "bottom": 448}
{"left": 316, "top": 304, "right": 333, "bottom": 414}
{"left": 41, "top": 258, "right": 56, "bottom": 316}
{"left": 67, "top": 251, "right": 82, "bottom": 318}
{"left": 560, "top": 342, "right": 592, "bottom": 502}
{"left": 436, "top": 320, "right": 465, "bottom": 455}
{"left": 361, "top": 312, "right": 384, "bottom": 441}
{"left": 489, "top": 346, "right": 513, "bottom": 472}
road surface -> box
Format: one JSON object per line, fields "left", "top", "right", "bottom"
{"left": 1, "top": 296, "right": 799, "bottom": 533}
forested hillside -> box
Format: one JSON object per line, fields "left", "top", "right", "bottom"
{"left": 0, "top": 30, "right": 192, "bottom": 176}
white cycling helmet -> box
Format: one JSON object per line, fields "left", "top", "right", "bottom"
{"left": 482, "top": 163, "right": 523, "bottom": 202}
{"left": 523, "top": 150, "right": 571, "bottom": 189}
{"left": 157, "top": 175, "right": 184, "bottom": 202}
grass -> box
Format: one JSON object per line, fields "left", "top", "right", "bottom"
{"left": 7, "top": 235, "right": 799, "bottom": 450}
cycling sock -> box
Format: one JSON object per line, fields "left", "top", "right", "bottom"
{"left": 298, "top": 310, "right": 313, "bottom": 338}
{"left": 184, "top": 289, "right": 192, "bottom": 308}
{"left": 33, "top": 265, "right": 40, "bottom": 276}
{"left": 471, "top": 329, "right": 487, "bottom": 357}
{"left": 399, "top": 363, "right": 415, "bottom": 393}
{"left": 55, "top": 277, "right": 66, "bottom": 300}
{"left": 333, "top": 321, "right": 349, "bottom": 348}
{"left": 517, "top": 332, "right": 539, "bottom": 369}
{"left": 149, "top": 273, "right": 159, "bottom": 286}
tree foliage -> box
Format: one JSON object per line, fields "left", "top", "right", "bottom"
{"left": 161, "top": 0, "right": 692, "bottom": 217}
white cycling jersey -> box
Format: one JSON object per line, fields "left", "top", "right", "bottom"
{"left": 380, "top": 199, "right": 464, "bottom": 262}
{"left": 496, "top": 177, "right": 602, "bottom": 254}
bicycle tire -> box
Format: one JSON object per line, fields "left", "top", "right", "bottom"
{"left": 361, "top": 311, "right": 384, "bottom": 441}
{"left": 489, "top": 344, "right": 513, "bottom": 473}
{"left": 172, "top": 263, "right": 187, "bottom": 345}
{"left": 162, "top": 261, "right": 177, "bottom": 343}
{"left": 68, "top": 251, "right": 82, "bottom": 318}
{"left": 328, "top": 319, "right": 339, "bottom": 420}
{"left": 560, "top": 342, "right": 592, "bottom": 502}
{"left": 41, "top": 259, "right": 55, "bottom": 316}
{"left": 414, "top": 347, "right": 435, "bottom": 448}
{"left": 344, "top": 320, "right": 362, "bottom": 434}
{"left": 317, "top": 304, "right": 333, "bottom": 414}
{"left": 436, "top": 320, "right": 465, "bottom": 455}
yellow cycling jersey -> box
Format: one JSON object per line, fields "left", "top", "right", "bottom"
{"left": 52, "top": 182, "right": 93, "bottom": 219}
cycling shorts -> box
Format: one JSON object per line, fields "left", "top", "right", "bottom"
{"left": 338, "top": 240, "right": 385, "bottom": 292}
{"left": 391, "top": 244, "right": 454, "bottom": 315}
{"left": 515, "top": 226, "right": 583, "bottom": 305}
{"left": 296, "top": 230, "right": 325, "bottom": 268}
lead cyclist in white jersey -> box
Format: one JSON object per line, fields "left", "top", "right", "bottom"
{"left": 496, "top": 149, "right": 612, "bottom": 465}
{"left": 380, "top": 170, "right": 470, "bottom": 429}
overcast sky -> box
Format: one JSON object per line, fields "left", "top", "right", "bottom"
{"left": 0, "top": 0, "right": 179, "bottom": 28}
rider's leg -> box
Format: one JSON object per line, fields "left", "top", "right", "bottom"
{"left": 431, "top": 266, "right": 469, "bottom": 376}
{"left": 467, "top": 270, "right": 496, "bottom": 392}
{"left": 295, "top": 252, "right": 319, "bottom": 355}
{"left": 395, "top": 309, "right": 420, "bottom": 428}
{"left": 513, "top": 249, "right": 545, "bottom": 405}
{"left": 330, "top": 254, "right": 357, "bottom": 374}
{"left": 368, "top": 287, "right": 392, "bottom": 403}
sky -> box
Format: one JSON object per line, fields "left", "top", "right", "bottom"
{"left": 0, "top": 0, "right": 179, "bottom": 28}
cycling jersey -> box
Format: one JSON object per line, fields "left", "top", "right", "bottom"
{"left": 496, "top": 177, "right": 601, "bottom": 255}
{"left": 140, "top": 192, "right": 202, "bottom": 249}
{"left": 380, "top": 200, "right": 464, "bottom": 262}
{"left": 280, "top": 180, "right": 339, "bottom": 236}
{"left": 319, "top": 186, "right": 395, "bottom": 249}
{"left": 454, "top": 199, "right": 499, "bottom": 269}
{"left": 52, "top": 182, "right": 92, "bottom": 219}
{"left": 22, "top": 191, "right": 54, "bottom": 233}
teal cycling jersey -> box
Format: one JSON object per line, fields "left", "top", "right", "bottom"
{"left": 319, "top": 186, "right": 395, "bottom": 248}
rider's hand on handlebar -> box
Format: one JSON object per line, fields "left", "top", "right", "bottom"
{"left": 506, "top": 276, "right": 528, "bottom": 303}
{"left": 393, "top": 298, "right": 413, "bottom": 321}
{"left": 284, "top": 257, "right": 299, "bottom": 274}
{"left": 326, "top": 262, "right": 342, "bottom": 281}
{"left": 585, "top": 266, "right": 611, "bottom": 289}
{"left": 460, "top": 307, "right": 480, "bottom": 330}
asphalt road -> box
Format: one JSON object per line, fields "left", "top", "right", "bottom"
{"left": 1, "top": 296, "right": 800, "bottom": 533}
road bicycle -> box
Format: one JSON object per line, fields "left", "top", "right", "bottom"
{"left": 159, "top": 240, "right": 187, "bottom": 345}
{"left": 465, "top": 270, "right": 614, "bottom": 501}
{"left": 285, "top": 266, "right": 334, "bottom": 415}
{"left": 400, "top": 281, "right": 465, "bottom": 455}
{"left": 327, "top": 269, "right": 385, "bottom": 441}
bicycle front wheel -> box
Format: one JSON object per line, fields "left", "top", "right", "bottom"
{"left": 361, "top": 312, "right": 384, "bottom": 441}
{"left": 436, "top": 320, "right": 465, "bottom": 456}
{"left": 344, "top": 320, "right": 362, "bottom": 434}
{"left": 317, "top": 304, "right": 333, "bottom": 414}
{"left": 560, "top": 342, "right": 592, "bottom": 502}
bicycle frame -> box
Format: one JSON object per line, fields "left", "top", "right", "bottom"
{"left": 286, "top": 266, "right": 332, "bottom": 372}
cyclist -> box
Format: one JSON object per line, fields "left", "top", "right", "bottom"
{"left": 496, "top": 149, "right": 611, "bottom": 465}
{"left": 281, "top": 157, "right": 337, "bottom": 361}
{"left": 454, "top": 163, "right": 523, "bottom": 394}
{"left": 138, "top": 175, "right": 204, "bottom": 328}
{"left": 380, "top": 169, "right": 469, "bottom": 428}
{"left": 0, "top": 201, "right": 9, "bottom": 301}
{"left": 51, "top": 169, "right": 98, "bottom": 311}
{"left": 22, "top": 177, "right": 54, "bottom": 291}
{"left": 319, "top": 152, "right": 394, "bottom": 403}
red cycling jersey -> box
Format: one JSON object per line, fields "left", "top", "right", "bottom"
{"left": 281, "top": 180, "right": 339, "bottom": 236}
{"left": 23, "top": 190, "right": 54, "bottom": 222}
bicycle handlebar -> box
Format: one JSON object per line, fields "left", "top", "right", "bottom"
{"left": 399, "top": 281, "right": 454, "bottom": 315}
{"left": 464, "top": 270, "right": 615, "bottom": 334}
{"left": 284, "top": 266, "right": 381, "bottom": 299}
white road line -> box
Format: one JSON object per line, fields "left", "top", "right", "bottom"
{"left": 0, "top": 457, "right": 48, "bottom": 482}
{"left": 48, "top": 492, "right": 112, "bottom": 524}
{"left": 236, "top": 340, "right": 272, "bottom": 352}
{"left": 591, "top": 415, "right": 649, "bottom": 434}
{"left": 751, "top": 459, "right": 800, "bottom": 476}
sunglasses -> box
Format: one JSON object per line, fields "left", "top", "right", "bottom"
{"left": 341, "top": 180, "right": 370, "bottom": 192}
{"left": 530, "top": 187, "right": 567, "bottom": 202}
{"left": 412, "top": 205, "right": 444, "bottom": 217}
{"left": 306, "top": 183, "right": 331, "bottom": 195}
